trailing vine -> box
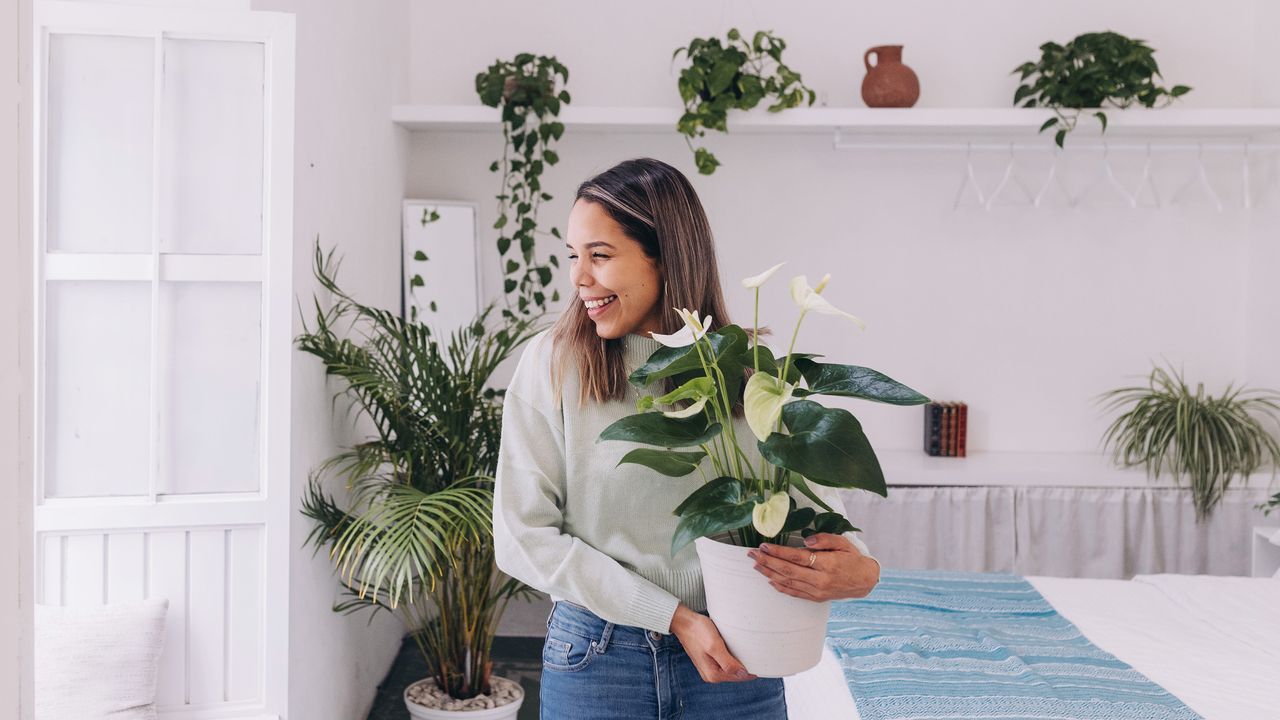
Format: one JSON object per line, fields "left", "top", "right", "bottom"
{"left": 673, "top": 28, "right": 816, "bottom": 175}
{"left": 476, "top": 54, "right": 570, "bottom": 320}
{"left": 406, "top": 206, "right": 440, "bottom": 322}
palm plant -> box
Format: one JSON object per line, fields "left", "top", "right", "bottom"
{"left": 297, "top": 243, "right": 544, "bottom": 700}
{"left": 1098, "top": 362, "right": 1280, "bottom": 520}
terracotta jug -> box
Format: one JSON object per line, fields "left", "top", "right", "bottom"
{"left": 861, "top": 45, "right": 920, "bottom": 108}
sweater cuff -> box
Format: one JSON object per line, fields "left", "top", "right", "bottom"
{"left": 625, "top": 583, "right": 681, "bottom": 635}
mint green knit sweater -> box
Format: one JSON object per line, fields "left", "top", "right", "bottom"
{"left": 493, "top": 329, "right": 874, "bottom": 635}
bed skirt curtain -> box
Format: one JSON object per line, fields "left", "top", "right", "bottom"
{"left": 842, "top": 485, "right": 1276, "bottom": 578}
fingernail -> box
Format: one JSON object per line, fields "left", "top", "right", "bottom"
{"left": 747, "top": 550, "right": 757, "bottom": 559}
{"left": 803, "top": 536, "right": 816, "bottom": 546}
{"left": 759, "top": 544, "right": 770, "bottom": 553}
{"left": 736, "top": 670, "right": 748, "bottom": 679}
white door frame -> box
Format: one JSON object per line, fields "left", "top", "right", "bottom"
{"left": 31, "top": 4, "right": 293, "bottom": 718}
{"left": 3, "top": 0, "right": 35, "bottom": 715}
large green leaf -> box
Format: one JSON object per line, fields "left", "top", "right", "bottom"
{"left": 758, "top": 400, "right": 887, "bottom": 495}
{"left": 656, "top": 376, "right": 714, "bottom": 405}
{"left": 672, "top": 475, "right": 747, "bottom": 516}
{"left": 792, "top": 358, "right": 929, "bottom": 405}
{"left": 671, "top": 498, "right": 756, "bottom": 556}
{"left": 629, "top": 325, "right": 750, "bottom": 387}
{"left": 617, "top": 448, "right": 707, "bottom": 477}
{"left": 598, "top": 412, "right": 722, "bottom": 448}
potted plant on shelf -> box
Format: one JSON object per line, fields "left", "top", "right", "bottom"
{"left": 297, "top": 244, "right": 545, "bottom": 719}
{"left": 1012, "top": 31, "right": 1191, "bottom": 147}
{"left": 476, "top": 53, "right": 570, "bottom": 321}
{"left": 673, "top": 28, "right": 817, "bottom": 175}
{"left": 1097, "top": 362, "right": 1280, "bottom": 520}
{"left": 598, "top": 263, "right": 929, "bottom": 676}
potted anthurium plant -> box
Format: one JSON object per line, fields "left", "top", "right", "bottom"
{"left": 598, "top": 263, "right": 929, "bottom": 676}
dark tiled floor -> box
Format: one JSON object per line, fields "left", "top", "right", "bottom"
{"left": 368, "top": 636, "right": 542, "bottom": 720}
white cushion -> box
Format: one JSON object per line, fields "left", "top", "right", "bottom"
{"left": 35, "top": 599, "right": 168, "bottom": 720}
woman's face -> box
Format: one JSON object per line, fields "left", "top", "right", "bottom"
{"left": 566, "top": 199, "right": 664, "bottom": 340}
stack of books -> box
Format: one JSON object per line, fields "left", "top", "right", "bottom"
{"left": 923, "top": 401, "right": 967, "bottom": 457}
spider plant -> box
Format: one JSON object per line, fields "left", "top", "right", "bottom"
{"left": 297, "top": 242, "right": 545, "bottom": 700}
{"left": 1097, "top": 362, "right": 1280, "bottom": 520}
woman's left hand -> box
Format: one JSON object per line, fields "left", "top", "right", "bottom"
{"left": 747, "top": 533, "right": 880, "bottom": 602}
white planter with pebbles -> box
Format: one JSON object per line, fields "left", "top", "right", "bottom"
{"left": 403, "top": 675, "right": 524, "bottom": 720}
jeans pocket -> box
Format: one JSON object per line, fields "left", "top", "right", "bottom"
{"left": 542, "top": 627, "right": 598, "bottom": 673}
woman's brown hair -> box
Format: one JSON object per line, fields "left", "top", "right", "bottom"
{"left": 549, "top": 157, "right": 767, "bottom": 414}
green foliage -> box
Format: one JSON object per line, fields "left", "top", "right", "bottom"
{"left": 1012, "top": 31, "right": 1191, "bottom": 147}
{"left": 602, "top": 323, "right": 928, "bottom": 552}
{"left": 475, "top": 54, "right": 569, "bottom": 320}
{"left": 406, "top": 207, "right": 440, "bottom": 322}
{"left": 1098, "top": 362, "right": 1280, "bottom": 520}
{"left": 672, "top": 28, "right": 816, "bottom": 174}
{"left": 297, "top": 242, "right": 546, "bottom": 700}
{"left": 1261, "top": 492, "right": 1280, "bottom": 516}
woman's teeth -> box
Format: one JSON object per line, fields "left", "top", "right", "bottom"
{"left": 584, "top": 295, "right": 617, "bottom": 309}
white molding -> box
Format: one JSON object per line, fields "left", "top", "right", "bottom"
{"left": 4, "top": 0, "right": 36, "bottom": 715}
{"left": 391, "top": 104, "right": 1280, "bottom": 139}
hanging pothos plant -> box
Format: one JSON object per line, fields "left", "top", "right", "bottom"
{"left": 673, "top": 28, "right": 816, "bottom": 175}
{"left": 476, "top": 54, "right": 570, "bottom": 321}
{"left": 1013, "top": 31, "right": 1191, "bottom": 148}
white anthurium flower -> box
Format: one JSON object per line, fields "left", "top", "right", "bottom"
{"left": 752, "top": 491, "right": 791, "bottom": 537}
{"left": 789, "top": 275, "right": 866, "bottom": 329}
{"left": 743, "top": 371, "right": 795, "bottom": 442}
{"left": 651, "top": 308, "right": 713, "bottom": 348}
{"left": 661, "top": 395, "right": 708, "bottom": 419}
{"left": 741, "top": 261, "right": 787, "bottom": 289}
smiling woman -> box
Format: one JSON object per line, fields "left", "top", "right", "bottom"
{"left": 492, "top": 157, "right": 879, "bottom": 720}
{"left": 564, "top": 202, "right": 664, "bottom": 334}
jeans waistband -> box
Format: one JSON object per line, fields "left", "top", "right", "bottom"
{"left": 548, "top": 600, "right": 707, "bottom": 651}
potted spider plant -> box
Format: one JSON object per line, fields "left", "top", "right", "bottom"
{"left": 598, "top": 262, "right": 929, "bottom": 676}
{"left": 297, "top": 243, "right": 545, "bottom": 719}
{"left": 1097, "top": 362, "right": 1280, "bottom": 520}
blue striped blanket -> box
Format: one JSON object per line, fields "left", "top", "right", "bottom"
{"left": 825, "top": 570, "right": 1202, "bottom": 720}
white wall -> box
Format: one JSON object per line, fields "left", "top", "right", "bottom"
{"left": 405, "top": 0, "right": 1280, "bottom": 459}
{"left": 3, "top": 0, "right": 34, "bottom": 715}
{"left": 247, "top": 0, "right": 412, "bottom": 717}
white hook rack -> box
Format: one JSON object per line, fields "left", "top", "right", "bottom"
{"left": 829, "top": 132, "right": 1279, "bottom": 212}
{"left": 1170, "top": 143, "right": 1224, "bottom": 212}
{"left": 952, "top": 142, "right": 987, "bottom": 210}
{"left": 985, "top": 143, "right": 1037, "bottom": 210}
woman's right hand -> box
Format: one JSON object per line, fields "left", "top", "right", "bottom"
{"left": 668, "top": 603, "right": 758, "bottom": 683}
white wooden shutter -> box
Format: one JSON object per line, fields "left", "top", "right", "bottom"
{"left": 33, "top": 3, "right": 294, "bottom": 718}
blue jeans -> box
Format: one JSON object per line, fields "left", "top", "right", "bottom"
{"left": 539, "top": 600, "right": 788, "bottom": 719}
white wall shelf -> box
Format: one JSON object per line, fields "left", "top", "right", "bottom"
{"left": 874, "top": 448, "right": 1272, "bottom": 490}
{"left": 392, "top": 105, "right": 1280, "bottom": 140}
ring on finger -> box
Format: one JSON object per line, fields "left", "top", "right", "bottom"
{"left": 807, "top": 552, "right": 816, "bottom": 567}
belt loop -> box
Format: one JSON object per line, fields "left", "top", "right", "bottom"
{"left": 597, "top": 621, "right": 614, "bottom": 653}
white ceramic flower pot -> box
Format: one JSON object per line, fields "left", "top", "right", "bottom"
{"left": 694, "top": 534, "right": 831, "bottom": 678}
{"left": 403, "top": 675, "right": 524, "bottom": 720}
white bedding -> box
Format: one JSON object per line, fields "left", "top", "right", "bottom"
{"left": 783, "top": 574, "right": 1280, "bottom": 720}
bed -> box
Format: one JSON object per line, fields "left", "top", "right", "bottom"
{"left": 783, "top": 571, "right": 1280, "bottom": 720}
